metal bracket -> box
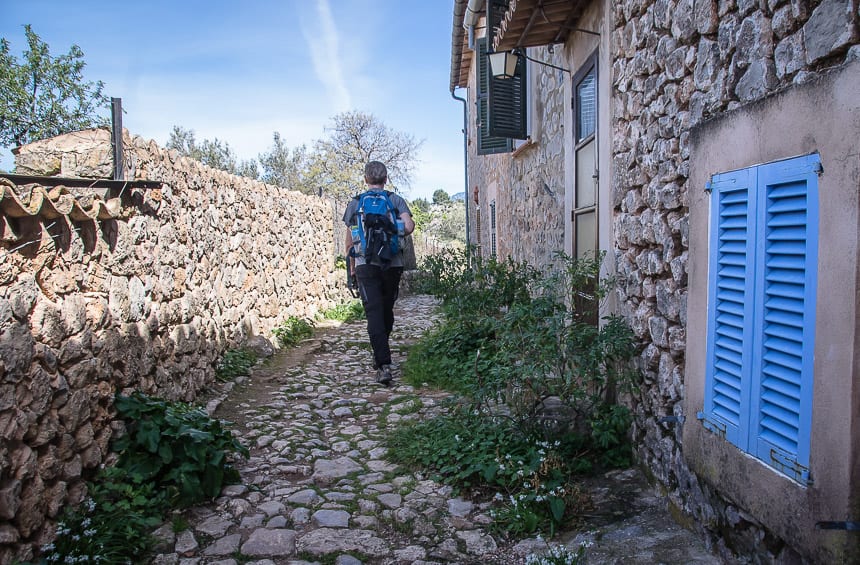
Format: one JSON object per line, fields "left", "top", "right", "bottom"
{"left": 769, "top": 448, "right": 812, "bottom": 485}
{"left": 697, "top": 411, "right": 726, "bottom": 438}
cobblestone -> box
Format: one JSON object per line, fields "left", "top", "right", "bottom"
{"left": 152, "top": 295, "right": 720, "bottom": 564}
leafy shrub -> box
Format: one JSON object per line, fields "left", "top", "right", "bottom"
{"left": 272, "top": 316, "right": 314, "bottom": 347}
{"left": 396, "top": 251, "right": 641, "bottom": 536}
{"left": 112, "top": 392, "right": 249, "bottom": 507}
{"left": 323, "top": 300, "right": 366, "bottom": 322}
{"left": 401, "top": 317, "right": 496, "bottom": 394}
{"left": 39, "top": 394, "right": 248, "bottom": 564}
{"left": 215, "top": 348, "right": 258, "bottom": 381}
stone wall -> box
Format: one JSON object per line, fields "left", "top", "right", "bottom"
{"left": 0, "top": 128, "right": 348, "bottom": 563}
{"left": 467, "top": 41, "right": 567, "bottom": 267}
{"left": 610, "top": 0, "right": 859, "bottom": 561}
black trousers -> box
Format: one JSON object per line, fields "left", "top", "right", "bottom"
{"left": 355, "top": 264, "right": 403, "bottom": 369}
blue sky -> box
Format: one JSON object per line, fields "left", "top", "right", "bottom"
{"left": 0, "top": 0, "right": 465, "bottom": 201}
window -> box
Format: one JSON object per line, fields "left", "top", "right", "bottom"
{"left": 572, "top": 54, "right": 597, "bottom": 259}
{"left": 476, "top": 38, "right": 513, "bottom": 155}
{"left": 490, "top": 200, "right": 497, "bottom": 258}
{"left": 700, "top": 153, "right": 820, "bottom": 484}
{"left": 475, "top": 207, "right": 482, "bottom": 252}
{"left": 476, "top": 0, "right": 528, "bottom": 155}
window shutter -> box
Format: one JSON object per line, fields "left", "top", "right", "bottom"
{"left": 702, "top": 167, "right": 756, "bottom": 448}
{"left": 489, "top": 54, "right": 528, "bottom": 139}
{"left": 486, "top": 0, "right": 526, "bottom": 140}
{"left": 476, "top": 38, "right": 512, "bottom": 155}
{"left": 750, "top": 154, "right": 819, "bottom": 482}
{"left": 702, "top": 154, "right": 819, "bottom": 484}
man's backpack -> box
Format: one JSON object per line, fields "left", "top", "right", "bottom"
{"left": 351, "top": 190, "right": 401, "bottom": 267}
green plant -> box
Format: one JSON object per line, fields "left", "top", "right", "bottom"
{"left": 396, "top": 251, "right": 641, "bottom": 537}
{"left": 323, "top": 300, "right": 365, "bottom": 322}
{"left": 412, "top": 251, "right": 638, "bottom": 443}
{"left": 401, "top": 318, "right": 496, "bottom": 394}
{"left": 112, "top": 392, "right": 249, "bottom": 508}
{"left": 272, "top": 316, "right": 314, "bottom": 347}
{"left": 215, "top": 348, "right": 258, "bottom": 381}
{"left": 171, "top": 514, "right": 190, "bottom": 533}
{"left": 39, "top": 496, "right": 154, "bottom": 564}
{"left": 387, "top": 407, "right": 592, "bottom": 535}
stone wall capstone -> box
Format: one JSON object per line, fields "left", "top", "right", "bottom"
{"left": 0, "top": 128, "right": 349, "bottom": 564}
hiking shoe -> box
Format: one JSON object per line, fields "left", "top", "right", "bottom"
{"left": 376, "top": 365, "right": 393, "bottom": 386}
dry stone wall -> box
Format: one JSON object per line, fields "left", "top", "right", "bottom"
{"left": 0, "top": 128, "right": 348, "bottom": 563}
{"left": 611, "top": 0, "right": 858, "bottom": 560}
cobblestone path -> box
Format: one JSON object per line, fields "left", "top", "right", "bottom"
{"left": 148, "top": 295, "right": 721, "bottom": 565}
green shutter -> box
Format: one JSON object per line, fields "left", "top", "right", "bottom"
{"left": 476, "top": 38, "right": 512, "bottom": 155}
{"left": 485, "top": 0, "right": 527, "bottom": 140}
{"left": 489, "top": 54, "right": 527, "bottom": 139}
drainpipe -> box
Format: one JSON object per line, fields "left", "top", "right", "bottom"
{"left": 464, "top": 0, "right": 483, "bottom": 49}
{"left": 451, "top": 88, "right": 471, "bottom": 253}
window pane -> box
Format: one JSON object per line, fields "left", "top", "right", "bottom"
{"left": 575, "top": 211, "right": 596, "bottom": 259}
{"left": 575, "top": 139, "right": 596, "bottom": 208}
{"left": 576, "top": 68, "right": 596, "bottom": 142}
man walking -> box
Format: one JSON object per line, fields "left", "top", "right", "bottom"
{"left": 343, "top": 161, "right": 415, "bottom": 385}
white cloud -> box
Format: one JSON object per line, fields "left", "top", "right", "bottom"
{"left": 302, "top": 0, "right": 352, "bottom": 112}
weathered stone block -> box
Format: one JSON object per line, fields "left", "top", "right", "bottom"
{"left": 736, "top": 59, "right": 778, "bottom": 101}
{"left": 775, "top": 30, "right": 807, "bottom": 78}
{"left": 803, "top": 0, "right": 857, "bottom": 64}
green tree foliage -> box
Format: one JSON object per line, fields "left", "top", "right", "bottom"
{"left": 409, "top": 197, "right": 431, "bottom": 232}
{"left": 166, "top": 125, "right": 259, "bottom": 179}
{"left": 0, "top": 25, "right": 109, "bottom": 148}
{"left": 432, "top": 189, "right": 451, "bottom": 205}
{"left": 257, "top": 131, "right": 317, "bottom": 194}
{"left": 312, "top": 110, "right": 423, "bottom": 201}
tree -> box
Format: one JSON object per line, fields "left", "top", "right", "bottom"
{"left": 0, "top": 25, "right": 110, "bottom": 148}
{"left": 312, "top": 110, "right": 423, "bottom": 201}
{"left": 409, "top": 198, "right": 431, "bottom": 233}
{"left": 257, "top": 132, "right": 317, "bottom": 194}
{"left": 432, "top": 189, "right": 451, "bottom": 205}
{"left": 166, "top": 125, "right": 259, "bottom": 179}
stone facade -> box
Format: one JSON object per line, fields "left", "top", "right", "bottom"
{"left": 454, "top": 0, "right": 859, "bottom": 563}
{"left": 0, "top": 128, "right": 348, "bottom": 563}
{"left": 466, "top": 45, "right": 567, "bottom": 267}
{"left": 611, "top": 2, "right": 858, "bottom": 562}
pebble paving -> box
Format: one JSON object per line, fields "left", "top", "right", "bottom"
{"left": 148, "top": 295, "right": 721, "bottom": 565}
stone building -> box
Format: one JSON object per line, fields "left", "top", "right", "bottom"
{"left": 449, "top": 0, "right": 859, "bottom": 563}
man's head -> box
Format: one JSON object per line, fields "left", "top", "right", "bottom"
{"left": 364, "top": 161, "right": 388, "bottom": 186}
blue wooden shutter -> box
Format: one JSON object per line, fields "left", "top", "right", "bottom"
{"left": 702, "top": 168, "right": 756, "bottom": 448}
{"left": 476, "top": 38, "right": 512, "bottom": 155}
{"left": 750, "top": 154, "right": 819, "bottom": 483}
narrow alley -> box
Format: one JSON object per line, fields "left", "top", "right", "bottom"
{"left": 148, "top": 295, "right": 721, "bottom": 565}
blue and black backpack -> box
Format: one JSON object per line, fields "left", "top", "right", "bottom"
{"left": 350, "top": 190, "right": 401, "bottom": 267}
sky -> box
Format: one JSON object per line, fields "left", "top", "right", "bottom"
{"left": 0, "top": 0, "right": 466, "bottom": 201}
